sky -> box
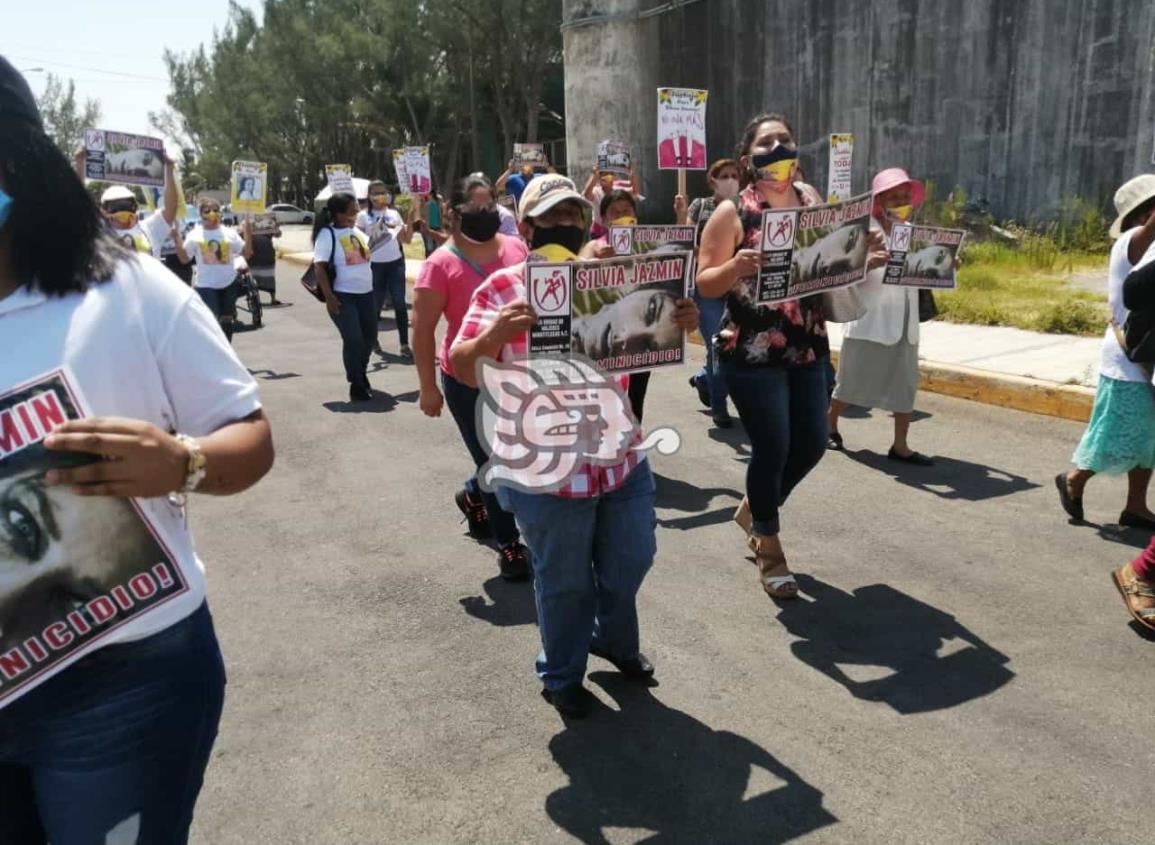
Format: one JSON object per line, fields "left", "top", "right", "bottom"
{"left": 1, "top": 0, "right": 263, "bottom": 147}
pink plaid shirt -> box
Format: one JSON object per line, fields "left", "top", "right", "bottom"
{"left": 451, "top": 262, "right": 642, "bottom": 499}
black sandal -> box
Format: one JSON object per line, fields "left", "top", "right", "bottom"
{"left": 887, "top": 447, "right": 934, "bottom": 466}
{"left": 1054, "top": 473, "right": 1084, "bottom": 522}
{"left": 827, "top": 431, "right": 844, "bottom": 451}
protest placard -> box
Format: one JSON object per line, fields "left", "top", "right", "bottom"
{"left": 325, "top": 164, "right": 354, "bottom": 196}
{"left": 597, "top": 140, "right": 631, "bottom": 177}
{"left": 231, "top": 160, "right": 268, "bottom": 216}
{"left": 392, "top": 149, "right": 408, "bottom": 190}
{"left": 513, "top": 143, "right": 548, "bottom": 171}
{"left": 83, "top": 129, "right": 165, "bottom": 187}
{"left": 399, "top": 146, "right": 431, "bottom": 195}
{"left": 0, "top": 373, "right": 188, "bottom": 707}
{"left": 528, "top": 252, "right": 691, "bottom": 375}
{"left": 755, "top": 192, "right": 874, "bottom": 304}
{"left": 882, "top": 224, "right": 966, "bottom": 290}
{"left": 607, "top": 225, "right": 697, "bottom": 256}
{"left": 656, "top": 88, "right": 707, "bottom": 171}
{"left": 827, "top": 133, "right": 854, "bottom": 202}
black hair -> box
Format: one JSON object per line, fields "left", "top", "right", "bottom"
{"left": 1123, "top": 196, "right": 1155, "bottom": 233}
{"left": 736, "top": 112, "right": 795, "bottom": 187}
{"left": 367, "top": 179, "right": 389, "bottom": 196}
{"left": 449, "top": 174, "right": 494, "bottom": 209}
{"left": 599, "top": 188, "right": 638, "bottom": 220}
{"left": 312, "top": 191, "right": 358, "bottom": 242}
{"left": 0, "top": 122, "right": 124, "bottom": 295}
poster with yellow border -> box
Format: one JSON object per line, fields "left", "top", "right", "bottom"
{"left": 231, "top": 160, "right": 267, "bottom": 215}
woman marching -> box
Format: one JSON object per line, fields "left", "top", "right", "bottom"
{"left": 0, "top": 58, "right": 274, "bottom": 841}
{"left": 827, "top": 168, "right": 937, "bottom": 465}
{"left": 686, "top": 158, "right": 741, "bottom": 428}
{"left": 356, "top": 181, "right": 416, "bottom": 358}
{"left": 1057, "top": 175, "right": 1155, "bottom": 528}
{"left": 174, "top": 196, "right": 253, "bottom": 342}
{"left": 696, "top": 113, "right": 887, "bottom": 599}
{"left": 412, "top": 174, "right": 531, "bottom": 580}
{"left": 311, "top": 192, "right": 377, "bottom": 401}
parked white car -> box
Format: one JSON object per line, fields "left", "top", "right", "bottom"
{"left": 267, "top": 203, "right": 315, "bottom": 225}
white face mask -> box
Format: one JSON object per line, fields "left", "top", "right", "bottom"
{"left": 714, "top": 177, "right": 739, "bottom": 199}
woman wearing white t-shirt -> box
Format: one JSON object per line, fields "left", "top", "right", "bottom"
{"left": 356, "top": 181, "right": 415, "bottom": 357}
{"left": 175, "top": 197, "right": 253, "bottom": 342}
{"left": 1058, "top": 175, "right": 1155, "bottom": 528}
{"left": 0, "top": 58, "right": 274, "bottom": 841}
{"left": 313, "top": 191, "right": 376, "bottom": 401}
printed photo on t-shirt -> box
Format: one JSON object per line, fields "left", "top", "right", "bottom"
{"left": 0, "top": 372, "right": 187, "bottom": 707}
{"left": 198, "top": 238, "right": 231, "bottom": 265}
{"left": 341, "top": 232, "right": 370, "bottom": 265}
{"left": 117, "top": 231, "right": 150, "bottom": 253}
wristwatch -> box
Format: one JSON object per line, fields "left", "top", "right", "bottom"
{"left": 168, "top": 434, "right": 207, "bottom": 507}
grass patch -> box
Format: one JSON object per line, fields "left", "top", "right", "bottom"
{"left": 936, "top": 255, "right": 1107, "bottom": 336}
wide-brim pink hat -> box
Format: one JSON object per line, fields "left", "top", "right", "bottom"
{"left": 871, "top": 167, "right": 925, "bottom": 207}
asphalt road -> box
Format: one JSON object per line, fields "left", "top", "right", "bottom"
{"left": 189, "top": 262, "right": 1154, "bottom": 845}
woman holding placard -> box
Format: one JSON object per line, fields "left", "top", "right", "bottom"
{"left": 174, "top": 196, "right": 253, "bottom": 342}
{"left": 827, "top": 168, "right": 934, "bottom": 465}
{"left": 697, "top": 113, "right": 887, "bottom": 600}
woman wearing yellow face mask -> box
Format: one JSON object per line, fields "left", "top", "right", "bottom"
{"left": 174, "top": 198, "right": 253, "bottom": 342}
{"left": 828, "top": 168, "right": 934, "bottom": 465}
{"left": 697, "top": 113, "right": 889, "bottom": 601}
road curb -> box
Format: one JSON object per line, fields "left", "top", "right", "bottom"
{"left": 686, "top": 333, "right": 1094, "bottom": 423}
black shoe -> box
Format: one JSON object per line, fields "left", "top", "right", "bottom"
{"left": 589, "top": 644, "right": 655, "bottom": 679}
{"left": 827, "top": 430, "right": 844, "bottom": 451}
{"left": 1120, "top": 511, "right": 1155, "bottom": 531}
{"left": 455, "top": 489, "right": 491, "bottom": 539}
{"left": 541, "top": 683, "right": 596, "bottom": 718}
{"left": 689, "top": 375, "right": 710, "bottom": 409}
{"left": 887, "top": 447, "right": 934, "bottom": 466}
{"left": 1055, "top": 473, "right": 1084, "bottom": 522}
{"left": 349, "top": 384, "right": 372, "bottom": 402}
{"left": 711, "top": 408, "right": 734, "bottom": 429}
{"left": 498, "top": 542, "right": 530, "bottom": 581}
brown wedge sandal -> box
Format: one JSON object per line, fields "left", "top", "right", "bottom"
{"left": 748, "top": 533, "right": 799, "bottom": 599}
{"left": 1111, "top": 563, "right": 1155, "bottom": 632}
{"left": 733, "top": 496, "right": 752, "bottom": 535}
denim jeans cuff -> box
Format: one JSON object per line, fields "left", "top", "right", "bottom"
{"left": 751, "top": 518, "right": 779, "bottom": 537}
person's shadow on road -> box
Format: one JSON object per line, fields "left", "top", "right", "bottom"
{"left": 653, "top": 472, "right": 742, "bottom": 531}
{"left": 545, "top": 672, "right": 837, "bottom": 844}
{"left": 777, "top": 575, "right": 1014, "bottom": 714}
{"left": 322, "top": 389, "right": 418, "bottom": 414}
{"left": 459, "top": 575, "right": 537, "bottom": 627}
{"left": 840, "top": 448, "right": 1037, "bottom": 502}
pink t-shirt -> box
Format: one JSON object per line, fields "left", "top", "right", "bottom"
{"left": 415, "top": 234, "right": 529, "bottom": 378}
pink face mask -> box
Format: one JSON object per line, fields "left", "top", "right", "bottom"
{"left": 713, "top": 177, "right": 739, "bottom": 199}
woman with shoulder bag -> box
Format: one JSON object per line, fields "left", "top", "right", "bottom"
{"left": 312, "top": 192, "right": 376, "bottom": 402}
{"left": 828, "top": 167, "right": 941, "bottom": 465}
{"left": 697, "top": 112, "right": 888, "bottom": 600}
{"left": 411, "top": 174, "right": 531, "bottom": 581}
{"left": 1057, "top": 175, "right": 1155, "bottom": 529}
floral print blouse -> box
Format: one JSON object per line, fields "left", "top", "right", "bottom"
{"left": 713, "top": 183, "right": 830, "bottom": 368}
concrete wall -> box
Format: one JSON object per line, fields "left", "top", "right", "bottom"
{"left": 562, "top": 0, "right": 1155, "bottom": 222}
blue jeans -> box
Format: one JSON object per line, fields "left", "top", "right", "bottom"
{"left": 329, "top": 291, "right": 376, "bottom": 388}
{"left": 441, "top": 370, "right": 520, "bottom": 546}
{"left": 371, "top": 259, "right": 409, "bottom": 348}
{"left": 0, "top": 603, "right": 225, "bottom": 844}
{"left": 723, "top": 359, "right": 829, "bottom": 536}
{"left": 692, "top": 291, "right": 729, "bottom": 413}
{"left": 196, "top": 283, "right": 239, "bottom": 341}
{"left": 497, "top": 460, "right": 657, "bottom": 690}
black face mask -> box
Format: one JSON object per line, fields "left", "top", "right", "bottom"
{"left": 530, "top": 224, "right": 585, "bottom": 255}
{"left": 458, "top": 207, "right": 501, "bottom": 243}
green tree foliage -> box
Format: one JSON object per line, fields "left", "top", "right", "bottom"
{"left": 163, "top": 0, "right": 563, "bottom": 204}
{"left": 36, "top": 73, "right": 102, "bottom": 155}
